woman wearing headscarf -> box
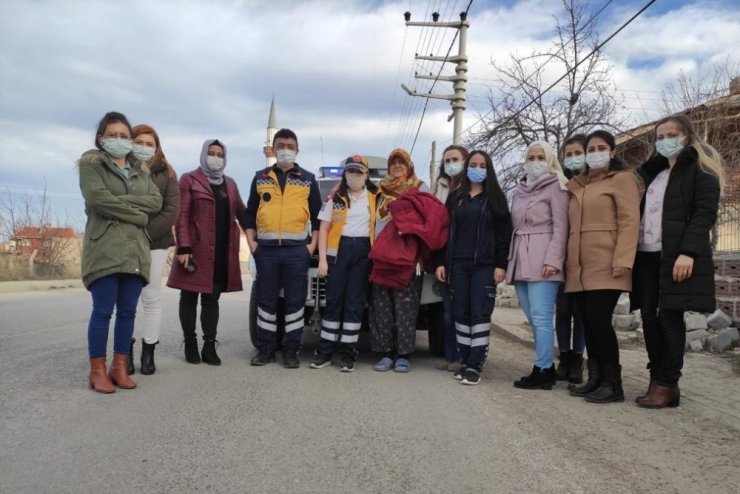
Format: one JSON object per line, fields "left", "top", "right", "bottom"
{"left": 632, "top": 114, "right": 722, "bottom": 408}
{"left": 167, "top": 139, "right": 248, "bottom": 366}
{"left": 369, "top": 148, "right": 427, "bottom": 373}
{"left": 126, "top": 124, "right": 179, "bottom": 376}
{"left": 565, "top": 130, "right": 640, "bottom": 404}
{"left": 506, "top": 141, "right": 569, "bottom": 390}
{"left": 79, "top": 111, "right": 163, "bottom": 393}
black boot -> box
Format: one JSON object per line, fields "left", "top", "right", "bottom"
{"left": 201, "top": 339, "right": 221, "bottom": 366}
{"left": 569, "top": 358, "right": 600, "bottom": 397}
{"left": 140, "top": 341, "right": 158, "bottom": 375}
{"left": 568, "top": 352, "right": 584, "bottom": 384}
{"left": 127, "top": 338, "right": 136, "bottom": 375}
{"left": 183, "top": 337, "right": 201, "bottom": 364}
{"left": 555, "top": 351, "right": 571, "bottom": 381}
{"left": 584, "top": 363, "right": 624, "bottom": 403}
{"left": 513, "top": 365, "right": 557, "bottom": 390}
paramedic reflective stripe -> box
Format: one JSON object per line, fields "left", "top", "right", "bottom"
{"left": 258, "top": 307, "right": 277, "bottom": 331}
{"left": 343, "top": 322, "right": 362, "bottom": 331}
{"left": 258, "top": 308, "right": 276, "bottom": 321}
{"left": 257, "top": 232, "right": 308, "bottom": 240}
{"left": 320, "top": 330, "right": 339, "bottom": 341}
{"left": 340, "top": 333, "right": 360, "bottom": 343}
{"left": 322, "top": 319, "right": 341, "bottom": 329}
{"left": 327, "top": 248, "right": 338, "bottom": 257}
{"left": 285, "top": 308, "right": 304, "bottom": 333}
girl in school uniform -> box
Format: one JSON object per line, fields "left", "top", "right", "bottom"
{"left": 311, "top": 155, "right": 378, "bottom": 372}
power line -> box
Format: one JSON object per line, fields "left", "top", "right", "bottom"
{"left": 408, "top": 0, "right": 474, "bottom": 154}
{"left": 456, "top": 0, "right": 657, "bottom": 145}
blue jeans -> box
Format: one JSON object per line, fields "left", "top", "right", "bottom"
{"left": 555, "top": 285, "right": 585, "bottom": 353}
{"left": 514, "top": 281, "right": 560, "bottom": 369}
{"left": 87, "top": 273, "right": 145, "bottom": 358}
{"left": 441, "top": 283, "right": 459, "bottom": 362}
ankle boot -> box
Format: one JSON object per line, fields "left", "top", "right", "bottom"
{"left": 88, "top": 357, "right": 116, "bottom": 393}
{"left": 584, "top": 363, "right": 624, "bottom": 403}
{"left": 513, "top": 365, "right": 557, "bottom": 390}
{"left": 109, "top": 353, "right": 137, "bottom": 389}
{"left": 201, "top": 339, "right": 221, "bottom": 366}
{"left": 555, "top": 351, "right": 571, "bottom": 381}
{"left": 635, "top": 379, "right": 657, "bottom": 404}
{"left": 183, "top": 337, "right": 201, "bottom": 364}
{"left": 568, "top": 352, "right": 584, "bottom": 384}
{"left": 637, "top": 384, "right": 680, "bottom": 409}
{"left": 126, "top": 338, "right": 135, "bottom": 375}
{"left": 140, "top": 341, "right": 158, "bottom": 375}
{"left": 569, "top": 358, "right": 600, "bottom": 397}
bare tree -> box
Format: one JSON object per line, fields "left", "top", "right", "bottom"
{"left": 0, "top": 183, "right": 79, "bottom": 279}
{"left": 467, "top": 0, "right": 625, "bottom": 191}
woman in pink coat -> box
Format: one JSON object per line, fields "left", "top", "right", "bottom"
{"left": 506, "top": 141, "right": 569, "bottom": 390}
{"left": 168, "top": 139, "right": 248, "bottom": 365}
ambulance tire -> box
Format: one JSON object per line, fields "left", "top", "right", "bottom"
{"left": 427, "top": 302, "right": 445, "bottom": 357}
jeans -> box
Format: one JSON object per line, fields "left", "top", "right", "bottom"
{"left": 555, "top": 285, "right": 585, "bottom": 353}
{"left": 137, "top": 248, "right": 168, "bottom": 344}
{"left": 441, "top": 283, "right": 459, "bottom": 362}
{"left": 573, "top": 289, "right": 621, "bottom": 366}
{"left": 514, "top": 281, "right": 560, "bottom": 369}
{"left": 87, "top": 273, "right": 145, "bottom": 358}
{"left": 633, "top": 251, "right": 686, "bottom": 386}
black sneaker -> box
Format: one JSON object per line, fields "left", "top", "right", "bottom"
{"left": 339, "top": 358, "right": 355, "bottom": 373}
{"left": 283, "top": 349, "right": 300, "bottom": 369}
{"left": 452, "top": 368, "right": 466, "bottom": 381}
{"left": 310, "top": 356, "right": 332, "bottom": 369}
{"left": 250, "top": 348, "right": 276, "bottom": 366}
{"left": 461, "top": 369, "right": 481, "bottom": 386}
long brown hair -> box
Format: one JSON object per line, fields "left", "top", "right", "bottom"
{"left": 132, "top": 124, "right": 176, "bottom": 178}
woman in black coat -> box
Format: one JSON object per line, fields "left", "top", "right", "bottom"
{"left": 632, "top": 114, "right": 723, "bottom": 409}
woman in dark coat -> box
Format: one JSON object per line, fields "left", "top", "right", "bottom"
{"left": 632, "top": 114, "right": 723, "bottom": 409}
{"left": 168, "top": 139, "right": 248, "bottom": 365}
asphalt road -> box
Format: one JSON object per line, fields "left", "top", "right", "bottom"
{"left": 1, "top": 282, "right": 738, "bottom": 494}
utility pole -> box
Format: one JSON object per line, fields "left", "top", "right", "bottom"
{"left": 429, "top": 140, "right": 437, "bottom": 189}
{"left": 401, "top": 11, "right": 469, "bottom": 145}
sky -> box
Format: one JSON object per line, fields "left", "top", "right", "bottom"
{"left": 0, "top": 0, "right": 738, "bottom": 230}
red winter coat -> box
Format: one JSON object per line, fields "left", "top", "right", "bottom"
{"left": 167, "top": 169, "right": 247, "bottom": 293}
{"left": 370, "top": 189, "right": 449, "bottom": 289}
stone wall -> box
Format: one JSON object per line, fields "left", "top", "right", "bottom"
{"left": 714, "top": 252, "right": 740, "bottom": 325}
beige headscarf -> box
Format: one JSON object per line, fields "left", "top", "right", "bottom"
{"left": 378, "top": 148, "right": 421, "bottom": 218}
{"left": 524, "top": 140, "right": 568, "bottom": 191}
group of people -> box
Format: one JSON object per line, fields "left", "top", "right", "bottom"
{"left": 79, "top": 110, "right": 723, "bottom": 410}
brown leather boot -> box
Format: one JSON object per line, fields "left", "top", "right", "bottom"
{"left": 635, "top": 379, "right": 657, "bottom": 404}
{"left": 109, "top": 353, "right": 137, "bottom": 389}
{"left": 637, "top": 384, "right": 680, "bottom": 409}
{"left": 88, "top": 357, "right": 116, "bottom": 394}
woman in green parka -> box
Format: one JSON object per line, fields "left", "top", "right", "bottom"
{"left": 79, "top": 111, "right": 162, "bottom": 393}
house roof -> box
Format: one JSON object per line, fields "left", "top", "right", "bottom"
{"left": 12, "top": 226, "right": 76, "bottom": 239}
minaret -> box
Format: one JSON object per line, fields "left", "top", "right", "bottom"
{"left": 263, "top": 96, "right": 278, "bottom": 166}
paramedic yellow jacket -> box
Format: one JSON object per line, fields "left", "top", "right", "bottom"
{"left": 244, "top": 164, "right": 322, "bottom": 246}
{"left": 325, "top": 191, "right": 377, "bottom": 257}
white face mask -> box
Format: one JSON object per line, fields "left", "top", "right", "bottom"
{"left": 206, "top": 156, "right": 225, "bottom": 171}
{"left": 563, "top": 155, "right": 586, "bottom": 171}
{"left": 346, "top": 173, "right": 366, "bottom": 191}
{"left": 525, "top": 160, "right": 549, "bottom": 182}
{"left": 276, "top": 149, "right": 296, "bottom": 167}
{"left": 586, "top": 151, "right": 611, "bottom": 170}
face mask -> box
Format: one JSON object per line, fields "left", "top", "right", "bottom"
{"left": 276, "top": 149, "right": 296, "bottom": 167}
{"left": 445, "top": 162, "right": 463, "bottom": 177}
{"left": 586, "top": 151, "right": 611, "bottom": 170}
{"left": 467, "top": 166, "right": 487, "bottom": 183}
{"left": 656, "top": 136, "right": 685, "bottom": 158}
{"left": 346, "top": 174, "right": 366, "bottom": 191}
{"left": 525, "top": 160, "right": 549, "bottom": 181}
{"left": 132, "top": 144, "right": 155, "bottom": 161}
{"left": 206, "top": 156, "right": 225, "bottom": 171}
{"left": 563, "top": 155, "right": 586, "bottom": 171}
{"left": 100, "top": 137, "right": 132, "bottom": 158}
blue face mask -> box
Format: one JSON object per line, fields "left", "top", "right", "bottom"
{"left": 563, "top": 155, "right": 586, "bottom": 171}
{"left": 656, "top": 136, "right": 685, "bottom": 158}
{"left": 101, "top": 137, "right": 133, "bottom": 158}
{"left": 467, "top": 166, "right": 487, "bottom": 183}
